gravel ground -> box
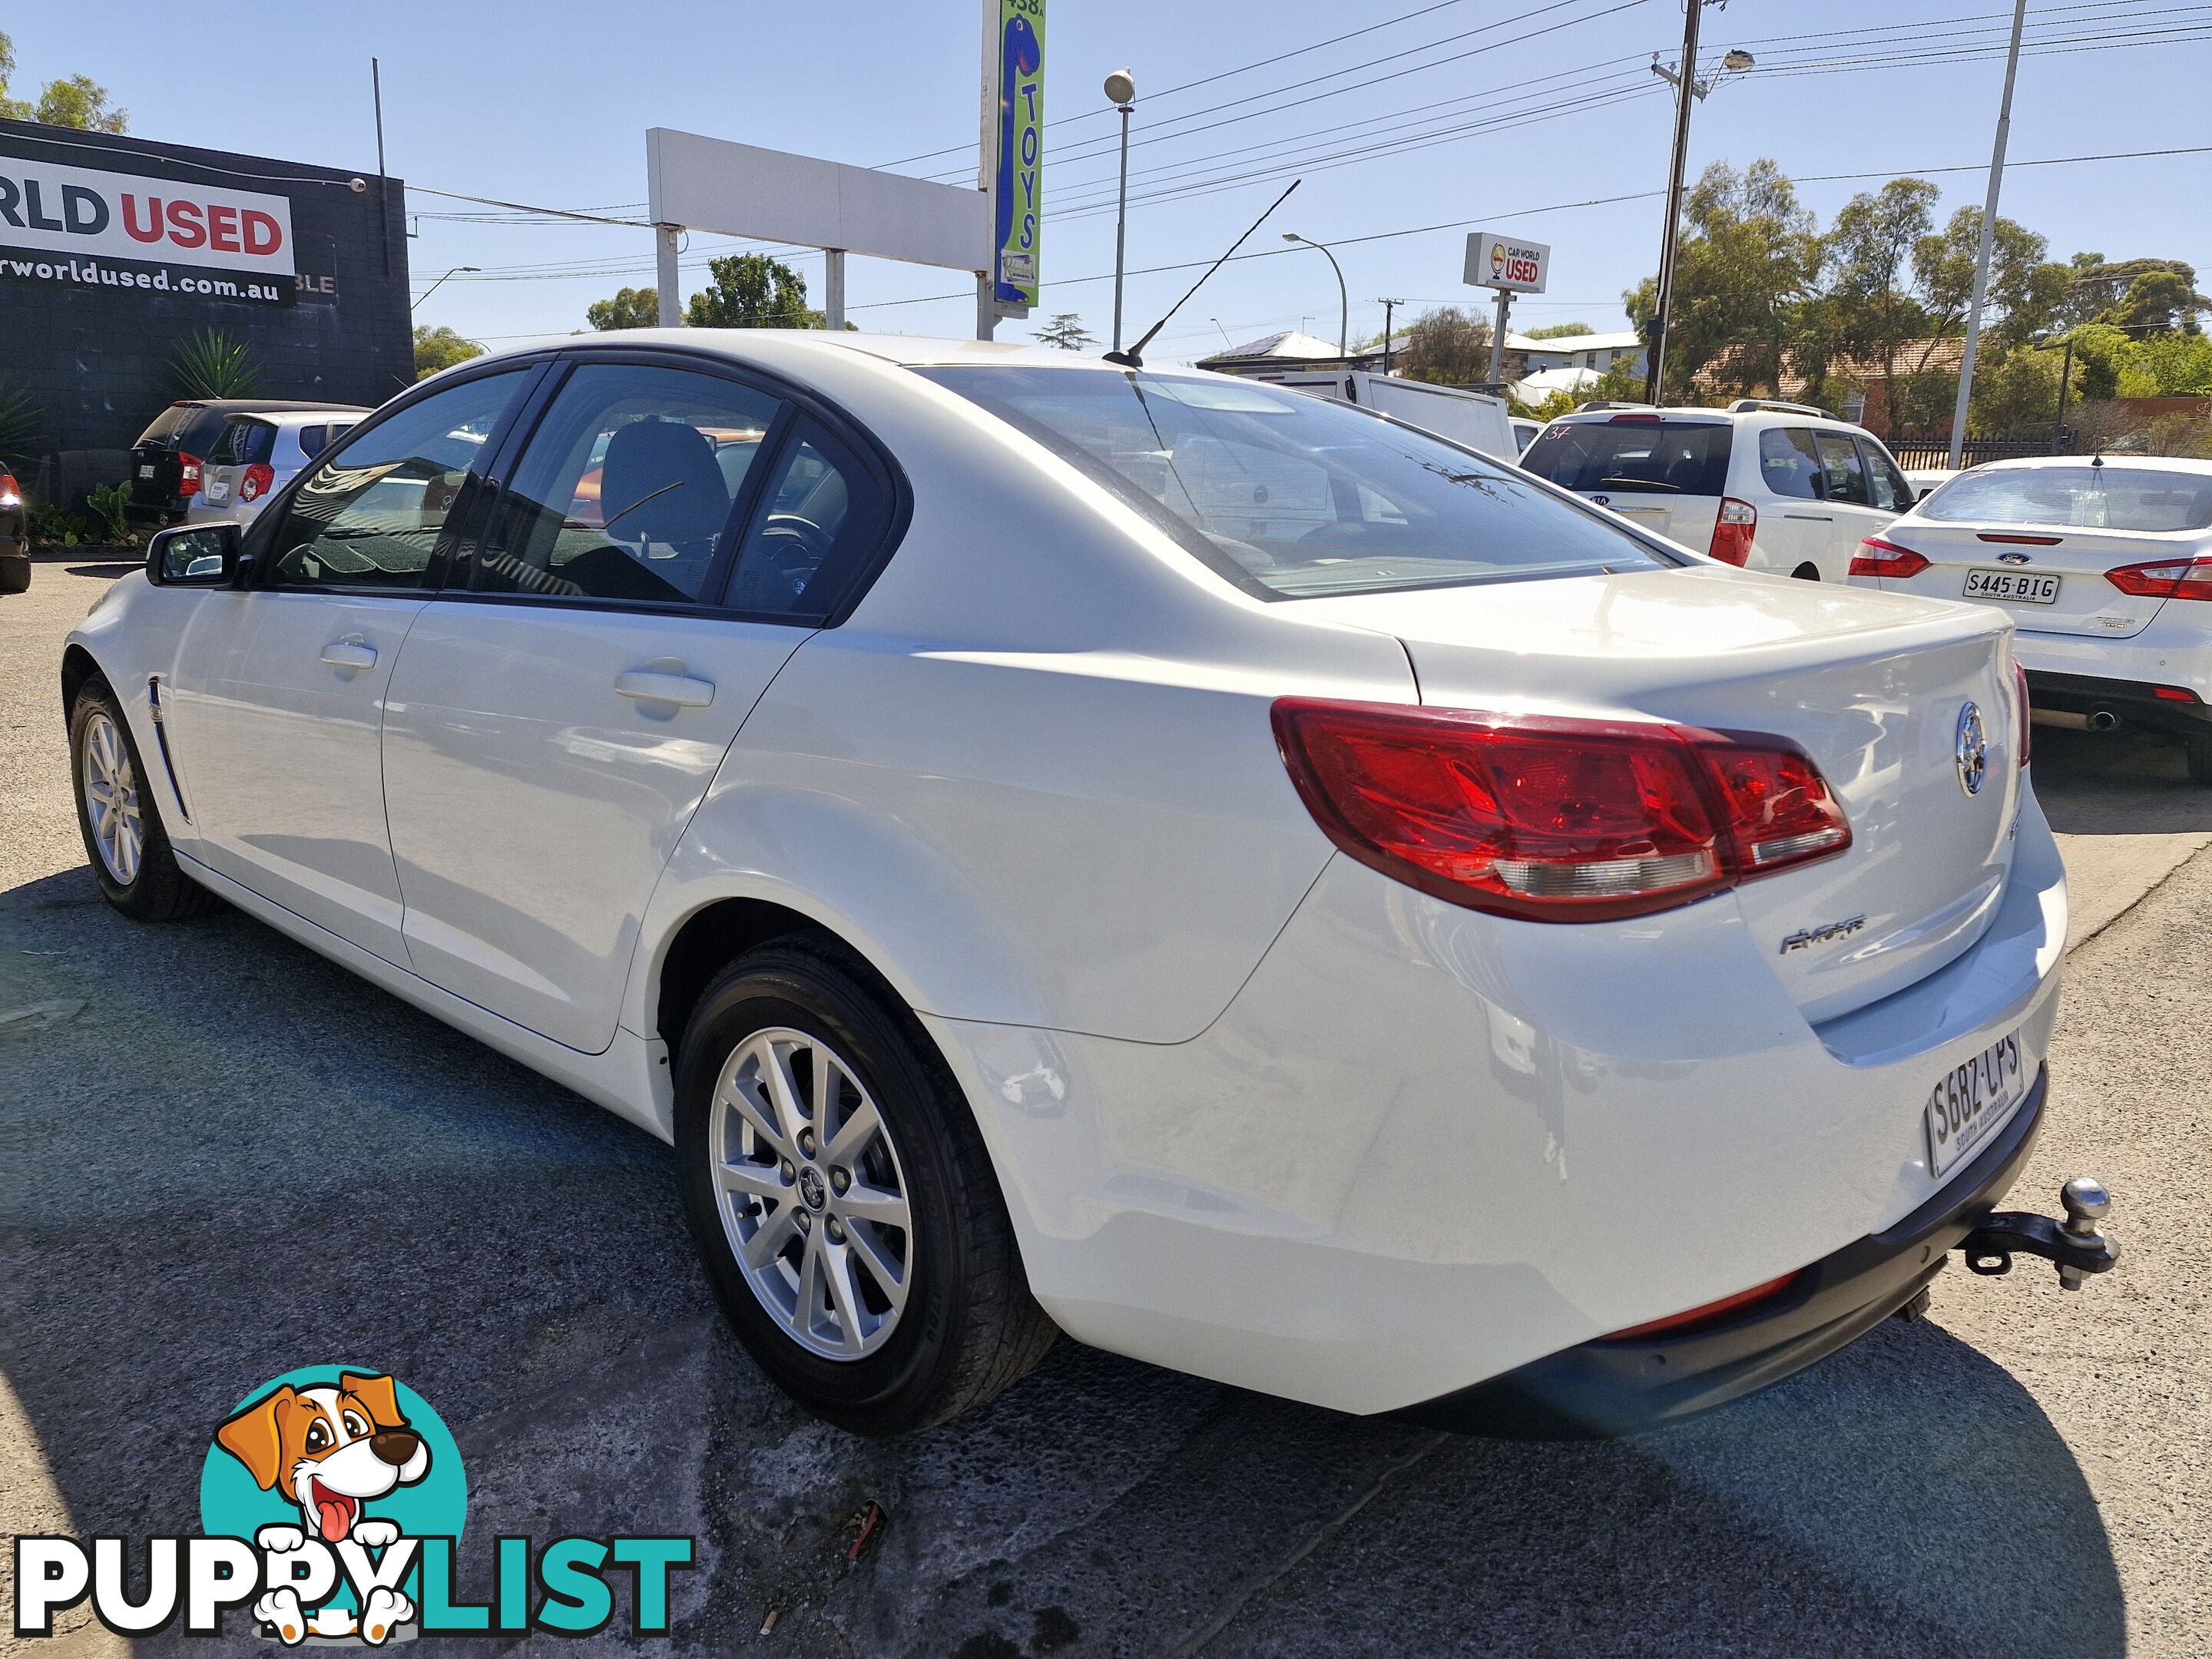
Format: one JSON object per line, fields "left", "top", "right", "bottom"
{"left": 2, "top": 561, "right": 2205, "bottom": 1657}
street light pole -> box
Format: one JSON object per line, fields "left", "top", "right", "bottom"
{"left": 1283, "top": 233, "right": 1348, "bottom": 358}
{"left": 1948, "top": 0, "right": 2029, "bottom": 469}
{"left": 1105, "top": 69, "right": 1137, "bottom": 353}
{"left": 411, "top": 266, "right": 478, "bottom": 311}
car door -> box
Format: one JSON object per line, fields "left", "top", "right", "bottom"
{"left": 379, "top": 356, "right": 899, "bottom": 1052}
{"left": 162, "top": 369, "right": 533, "bottom": 964}
{"left": 1750, "top": 426, "right": 1831, "bottom": 577}
{"left": 1810, "top": 429, "right": 1891, "bottom": 579}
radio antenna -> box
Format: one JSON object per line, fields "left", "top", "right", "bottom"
{"left": 1103, "top": 179, "right": 1301, "bottom": 369}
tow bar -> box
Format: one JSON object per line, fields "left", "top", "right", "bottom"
{"left": 1958, "top": 1177, "right": 2119, "bottom": 1289}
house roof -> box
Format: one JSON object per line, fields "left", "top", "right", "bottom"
{"left": 1200, "top": 329, "right": 1349, "bottom": 363}
{"left": 1507, "top": 329, "right": 1646, "bottom": 354}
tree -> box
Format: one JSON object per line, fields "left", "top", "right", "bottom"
{"left": 413, "top": 325, "right": 485, "bottom": 379}
{"left": 1622, "top": 160, "right": 1822, "bottom": 402}
{"left": 0, "top": 36, "right": 126, "bottom": 131}
{"left": 1522, "top": 322, "right": 1595, "bottom": 339}
{"left": 585, "top": 286, "right": 661, "bottom": 330}
{"left": 685, "top": 253, "right": 818, "bottom": 329}
{"left": 1396, "top": 306, "right": 1492, "bottom": 385}
{"left": 1033, "top": 313, "right": 1095, "bottom": 351}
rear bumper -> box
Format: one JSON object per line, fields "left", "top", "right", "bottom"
{"left": 2026, "top": 667, "right": 2212, "bottom": 734}
{"left": 1396, "top": 1065, "right": 2046, "bottom": 1439}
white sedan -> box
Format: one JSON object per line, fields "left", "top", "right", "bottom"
{"left": 1849, "top": 455, "right": 2212, "bottom": 781}
{"left": 66, "top": 333, "right": 2078, "bottom": 1435}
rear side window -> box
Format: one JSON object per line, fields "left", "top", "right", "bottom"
{"left": 1757, "top": 428, "right": 1821, "bottom": 499}
{"left": 1522, "top": 419, "right": 1732, "bottom": 496}
{"left": 1919, "top": 465, "right": 2212, "bottom": 532}
{"left": 1813, "top": 432, "right": 1869, "bottom": 505}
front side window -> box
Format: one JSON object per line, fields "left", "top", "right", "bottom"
{"left": 1859, "top": 439, "right": 1912, "bottom": 512}
{"left": 265, "top": 370, "right": 524, "bottom": 591}
{"left": 1757, "top": 428, "right": 1822, "bottom": 500}
{"left": 1918, "top": 465, "right": 2212, "bottom": 532}
{"left": 1521, "top": 416, "right": 1733, "bottom": 497}
{"left": 1813, "top": 431, "right": 1869, "bottom": 505}
{"left": 921, "top": 366, "right": 1674, "bottom": 600}
{"left": 475, "top": 363, "right": 781, "bottom": 604}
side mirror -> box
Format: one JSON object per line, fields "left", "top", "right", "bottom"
{"left": 147, "top": 523, "right": 245, "bottom": 588}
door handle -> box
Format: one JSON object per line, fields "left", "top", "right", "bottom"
{"left": 614, "top": 670, "right": 715, "bottom": 708}
{"left": 320, "top": 640, "right": 377, "bottom": 670}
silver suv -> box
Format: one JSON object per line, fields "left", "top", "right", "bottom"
{"left": 1521, "top": 399, "right": 1917, "bottom": 581}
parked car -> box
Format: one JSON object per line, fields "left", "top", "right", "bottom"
{"left": 128, "top": 399, "right": 366, "bottom": 525}
{"left": 67, "top": 334, "right": 2091, "bottom": 1437}
{"left": 1, "top": 467, "right": 25, "bottom": 594}
{"left": 1521, "top": 399, "right": 1917, "bottom": 581}
{"left": 1849, "top": 455, "right": 2212, "bottom": 780}
{"left": 184, "top": 411, "right": 363, "bottom": 528}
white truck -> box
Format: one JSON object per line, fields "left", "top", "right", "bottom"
{"left": 1267, "top": 371, "right": 1518, "bottom": 462}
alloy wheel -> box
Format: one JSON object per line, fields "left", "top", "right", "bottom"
{"left": 81, "top": 710, "right": 144, "bottom": 886}
{"left": 709, "top": 1027, "right": 914, "bottom": 1361}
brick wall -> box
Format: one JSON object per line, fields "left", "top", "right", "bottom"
{"left": 0, "top": 119, "right": 412, "bottom": 506}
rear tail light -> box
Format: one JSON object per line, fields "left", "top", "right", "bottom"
{"left": 2105, "top": 555, "right": 2212, "bottom": 601}
{"left": 1271, "top": 700, "right": 1852, "bottom": 923}
{"left": 1849, "top": 535, "right": 1930, "bottom": 579}
{"left": 1707, "top": 498, "right": 1756, "bottom": 566}
{"left": 1598, "top": 1271, "right": 1803, "bottom": 1342}
{"left": 239, "top": 462, "right": 275, "bottom": 502}
{"left": 177, "top": 452, "right": 204, "bottom": 497}
{"left": 0, "top": 472, "right": 18, "bottom": 509}
{"left": 2013, "top": 661, "right": 2032, "bottom": 767}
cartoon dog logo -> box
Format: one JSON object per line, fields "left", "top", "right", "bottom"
{"left": 215, "top": 1373, "right": 429, "bottom": 1644}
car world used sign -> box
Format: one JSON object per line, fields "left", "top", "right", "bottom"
{"left": 0, "top": 154, "right": 297, "bottom": 305}
{"left": 1462, "top": 230, "right": 1548, "bottom": 294}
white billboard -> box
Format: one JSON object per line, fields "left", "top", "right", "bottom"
{"left": 646, "top": 129, "right": 989, "bottom": 273}
{"left": 1463, "top": 230, "right": 1549, "bottom": 294}
{"left": 0, "top": 154, "right": 296, "bottom": 275}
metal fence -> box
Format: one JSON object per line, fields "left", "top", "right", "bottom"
{"left": 1884, "top": 429, "right": 2075, "bottom": 469}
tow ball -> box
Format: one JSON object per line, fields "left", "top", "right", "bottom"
{"left": 1957, "top": 1177, "right": 2119, "bottom": 1290}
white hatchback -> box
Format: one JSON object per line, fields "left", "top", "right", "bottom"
{"left": 1849, "top": 455, "right": 2212, "bottom": 782}
{"left": 1522, "top": 399, "right": 1917, "bottom": 582}
{"left": 67, "top": 333, "right": 2086, "bottom": 1435}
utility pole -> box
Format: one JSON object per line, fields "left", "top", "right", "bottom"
{"left": 1948, "top": 0, "right": 2029, "bottom": 469}
{"left": 1378, "top": 297, "right": 1405, "bottom": 376}
{"left": 1644, "top": 0, "right": 1702, "bottom": 406}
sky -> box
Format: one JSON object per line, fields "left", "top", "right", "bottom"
{"left": 7, "top": 1, "right": 2207, "bottom": 366}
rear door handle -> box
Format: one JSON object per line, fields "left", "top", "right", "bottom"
{"left": 614, "top": 670, "right": 715, "bottom": 708}
{"left": 320, "top": 640, "right": 377, "bottom": 670}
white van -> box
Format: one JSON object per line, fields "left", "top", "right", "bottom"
{"left": 1270, "top": 372, "right": 1518, "bottom": 462}
{"left": 1520, "top": 400, "right": 1917, "bottom": 581}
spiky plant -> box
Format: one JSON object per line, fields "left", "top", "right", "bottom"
{"left": 171, "top": 328, "right": 260, "bottom": 399}
{"left": 0, "top": 377, "right": 41, "bottom": 472}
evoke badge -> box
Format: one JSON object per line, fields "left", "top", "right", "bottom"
{"left": 1955, "top": 701, "right": 1989, "bottom": 796}
{"left": 1780, "top": 915, "right": 1866, "bottom": 954}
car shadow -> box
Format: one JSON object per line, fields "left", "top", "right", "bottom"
{"left": 2033, "top": 723, "right": 2212, "bottom": 833}
{"left": 0, "top": 866, "right": 2125, "bottom": 1658}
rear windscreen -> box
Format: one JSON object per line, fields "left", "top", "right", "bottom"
{"left": 1522, "top": 419, "right": 1733, "bottom": 496}
{"left": 133, "top": 406, "right": 194, "bottom": 449}
{"left": 1919, "top": 466, "right": 2212, "bottom": 533}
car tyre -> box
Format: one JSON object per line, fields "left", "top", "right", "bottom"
{"left": 676, "top": 940, "right": 1057, "bottom": 1434}
{"left": 69, "top": 674, "right": 212, "bottom": 921}
{"left": 2185, "top": 730, "right": 2212, "bottom": 786}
